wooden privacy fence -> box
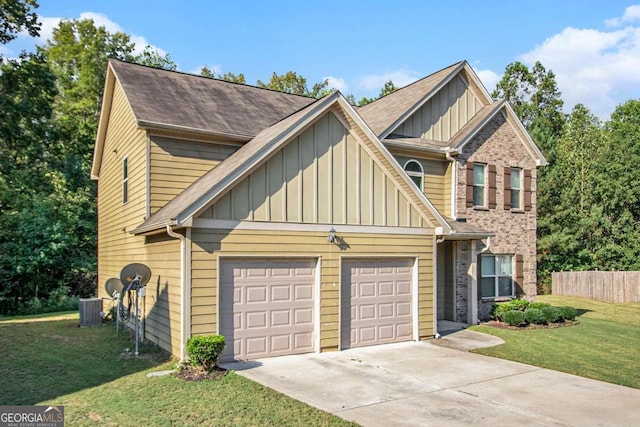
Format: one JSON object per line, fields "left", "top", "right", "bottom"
{"left": 552, "top": 271, "right": 640, "bottom": 303}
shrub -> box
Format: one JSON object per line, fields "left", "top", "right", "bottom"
{"left": 186, "top": 335, "right": 226, "bottom": 371}
{"left": 503, "top": 310, "right": 525, "bottom": 327}
{"left": 528, "top": 301, "right": 551, "bottom": 310}
{"left": 541, "top": 306, "right": 562, "bottom": 323}
{"left": 524, "top": 308, "right": 546, "bottom": 325}
{"left": 560, "top": 306, "right": 578, "bottom": 321}
{"left": 492, "top": 299, "right": 529, "bottom": 321}
{"left": 507, "top": 299, "right": 530, "bottom": 311}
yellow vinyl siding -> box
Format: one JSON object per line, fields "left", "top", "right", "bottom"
{"left": 189, "top": 228, "right": 435, "bottom": 350}
{"left": 395, "top": 156, "right": 448, "bottom": 215}
{"left": 202, "top": 112, "right": 426, "bottom": 228}
{"left": 96, "top": 80, "right": 181, "bottom": 355}
{"left": 396, "top": 75, "right": 483, "bottom": 142}
{"left": 149, "top": 136, "right": 237, "bottom": 215}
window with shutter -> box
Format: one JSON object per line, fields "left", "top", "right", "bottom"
{"left": 480, "top": 254, "right": 515, "bottom": 298}
{"left": 524, "top": 169, "right": 532, "bottom": 211}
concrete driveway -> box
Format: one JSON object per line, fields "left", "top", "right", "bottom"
{"left": 221, "top": 331, "right": 640, "bottom": 426}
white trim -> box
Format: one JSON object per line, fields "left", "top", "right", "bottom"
{"left": 411, "top": 255, "right": 421, "bottom": 342}
{"left": 185, "top": 228, "right": 192, "bottom": 345}
{"left": 467, "top": 241, "right": 479, "bottom": 325}
{"left": 166, "top": 225, "right": 187, "bottom": 361}
{"left": 192, "top": 218, "right": 432, "bottom": 235}
{"left": 503, "top": 103, "right": 548, "bottom": 166}
{"left": 122, "top": 156, "right": 129, "bottom": 205}
{"left": 145, "top": 134, "right": 151, "bottom": 219}
{"left": 314, "top": 257, "right": 321, "bottom": 354}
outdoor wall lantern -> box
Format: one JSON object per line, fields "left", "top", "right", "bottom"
{"left": 327, "top": 227, "right": 337, "bottom": 244}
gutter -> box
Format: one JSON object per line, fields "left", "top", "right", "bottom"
{"left": 166, "top": 225, "right": 191, "bottom": 362}
{"left": 138, "top": 119, "right": 253, "bottom": 142}
{"left": 445, "top": 148, "right": 458, "bottom": 220}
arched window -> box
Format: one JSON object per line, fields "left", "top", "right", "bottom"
{"left": 404, "top": 159, "right": 424, "bottom": 191}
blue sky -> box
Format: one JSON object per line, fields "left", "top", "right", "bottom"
{"left": 4, "top": 1, "right": 640, "bottom": 118}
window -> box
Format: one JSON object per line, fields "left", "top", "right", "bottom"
{"left": 404, "top": 160, "right": 424, "bottom": 191}
{"left": 122, "top": 157, "right": 128, "bottom": 204}
{"left": 480, "top": 255, "right": 514, "bottom": 298}
{"left": 473, "top": 163, "right": 486, "bottom": 207}
{"left": 510, "top": 167, "right": 522, "bottom": 209}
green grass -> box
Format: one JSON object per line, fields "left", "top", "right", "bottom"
{"left": 0, "top": 313, "right": 357, "bottom": 426}
{"left": 469, "top": 295, "right": 640, "bottom": 389}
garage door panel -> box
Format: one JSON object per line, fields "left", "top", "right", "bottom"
{"left": 220, "top": 258, "right": 316, "bottom": 362}
{"left": 341, "top": 259, "right": 413, "bottom": 349}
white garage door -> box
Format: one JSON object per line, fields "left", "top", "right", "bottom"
{"left": 219, "top": 258, "right": 316, "bottom": 362}
{"left": 341, "top": 259, "right": 413, "bottom": 349}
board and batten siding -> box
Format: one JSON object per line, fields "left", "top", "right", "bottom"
{"left": 189, "top": 228, "right": 435, "bottom": 351}
{"left": 395, "top": 155, "right": 449, "bottom": 216}
{"left": 96, "top": 80, "right": 181, "bottom": 355}
{"left": 199, "top": 112, "right": 426, "bottom": 228}
{"left": 148, "top": 136, "right": 238, "bottom": 215}
{"left": 396, "top": 74, "right": 483, "bottom": 142}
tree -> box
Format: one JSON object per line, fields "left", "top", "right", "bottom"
{"left": 492, "top": 61, "right": 564, "bottom": 159}
{"left": 378, "top": 80, "right": 398, "bottom": 98}
{"left": 199, "top": 66, "right": 246, "bottom": 84}
{"left": 0, "top": 0, "right": 40, "bottom": 45}
{"left": 257, "top": 71, "right": 330, "bottom": 98}
{"left": 134, "top": 45, "right": 177, "bottom": 70}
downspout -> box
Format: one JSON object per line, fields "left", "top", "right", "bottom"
{"left": 166, "top": 225, "right": 188, "bottom": 362}
{"left": 445, "top": 149, "right": 458, "bottom": 220}
{"left": 469, "top": 237, "right": 491, "bottom": 326}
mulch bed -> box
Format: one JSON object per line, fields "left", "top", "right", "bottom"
{"left": 174, "top": 365, "right": 228, "bottom": 381}
{"left": 483, "top": 319, "right": 579, "bottom": 330}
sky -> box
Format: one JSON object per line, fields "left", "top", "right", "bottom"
{"left": 4, "top": 0, "right": 640, "bottom": 119}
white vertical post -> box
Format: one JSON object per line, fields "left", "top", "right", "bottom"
{"left": 467, "top": 240, "right": 479, "bottom": 325}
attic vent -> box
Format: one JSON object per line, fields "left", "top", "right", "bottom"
{"left": 79, "top": 298, "right": 102, "bottom": 327}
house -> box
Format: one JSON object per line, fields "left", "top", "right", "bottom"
{"left": 91, "top": 60, "right": 546, "bottom": 361}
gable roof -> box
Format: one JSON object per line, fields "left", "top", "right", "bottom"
{"left": 91, "top": 60, "right": 315, "bottom": 179}
{"left": 358, "top": 61, "right": 490, "bottom": 138}
{"left": 132, "top": 92, "right": 453, "bottom": 235}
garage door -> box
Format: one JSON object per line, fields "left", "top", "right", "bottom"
{"left": 219, "top": 258, "right": 316, "bottom": 362}
{"left": 341, "top": 259, "right": 413, "bottom": 349}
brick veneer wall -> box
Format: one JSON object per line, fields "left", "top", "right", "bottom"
{"left": 455, "top": 112, "right": 538, "bottom": 321}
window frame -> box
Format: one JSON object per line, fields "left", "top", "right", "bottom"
{"left": 472, "top": 163, "right": 487, "bottom": 208}
{"left": 510, "top": 167, "right": 522, "bottom": 210}
{"left": 403, "top": 159, "right": 424, "bottom": 191}
{"left": 480, "top": 254, "right": 515, "bottom": 299}
{"left": 122, "top": 156, "right": 129, "bottom": 205}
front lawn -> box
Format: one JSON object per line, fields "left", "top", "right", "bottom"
{"left": 469, "top": 295, "right": 640, "bottom": 389}
{"left": 0, "top": 313, "right": 356, "bottom": 426}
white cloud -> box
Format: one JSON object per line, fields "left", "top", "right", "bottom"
{"left": 190, "top": 64, "right": 222, "bottom": 75}
{"left": 518, "top": 20, "right": 640, "bottom": 118}
{"left": 324, "top": 76, "right": 348, "bottom": 92}
{"left": 474, "top": 68, "right": 501, "bottom": 93}
{"left": 357, "top": 69, "right": 420, "bottom": 91}
{"left": 605, "top": 4, "right": 640, "bottom": 27}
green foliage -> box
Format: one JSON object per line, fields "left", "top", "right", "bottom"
{"left": 541, "top": 306, "right": 562, "bottom": 323}
{"left": 528, "top": 302, "right": 551, "bottom": 310}
{"left": 17, "top": 286, "right": 79, "bottom": 315}
{"left": 524, "top": 308, "right": 546, "bottom": 325}
{"left": 492, "top": 299, "right": 529, "bottom": 321}
{"left": 0, "top": 0, "right": 41, "bottom": 45}
{"left": 503, "top": 310, "right": 525, "bottom": 326}
{"left": 186, "top": 335, "right": 226, "bottom": 371}
{"left": 378, "top": 80, "right": 398, "bottom": 98}
{"left": 560, "top": 306, "right": 578, "bottom": 321}
{"left": 200, "top": 66, "right": 246, "bottom": 84}
{"left": 133, "top": 45, "right": 177, "bottom": 70}
{"left": 257, "top": 71, "right": 330, "bottom": 98}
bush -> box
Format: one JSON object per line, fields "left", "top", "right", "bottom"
{"left": 186, "top": 335, "right": 226, "bottom": 371}
{"left": 507, "top": 299, "right": 530, "bottom": 311}
{"left": 560, "top": 306, "right": 578, "bottom": 321}
{"left": 16, "top": 286, "right": 79, "bottom": 315}
{"left": 528, "top": 301, "right": 551, "bottom": 310}
{"left": 492, "top": 299, "right": 529, "bottom": 321}
{"left": 524, "top": 308, "right": 546, "bottom": 325}
{"left": 503, "top": 310, "right": 525, "bottom": 326}
{"left": 541, "top": 306, "right": 562, "bottom": 323}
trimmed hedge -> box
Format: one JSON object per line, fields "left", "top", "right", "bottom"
{"left": 186, "top": 335, "right": 226, "bottom": 371}
{"left": 524, "top": 308, "right": 546, "bottom": 325}
{"left": 503, "top": 310, "right": 525, "bottom": 326}
{"left": 560, "top": 306, "right": 578, "bottom": 321}
{"left": 541, "top": 306, "right": 562, "bottom": 323}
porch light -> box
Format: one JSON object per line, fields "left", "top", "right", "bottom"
{"left": 327, "top": 227, "right": 337, "bottom": 244}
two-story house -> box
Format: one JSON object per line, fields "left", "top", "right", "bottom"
{"left": 92, "top": 60, "right": 545, "bottom": 361}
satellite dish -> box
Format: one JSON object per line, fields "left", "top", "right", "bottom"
{"left": 105, "top": 277, "right": 123, "bottom": 298}
{"left": 120, "top": 263, "right": 152, "bottom": 290}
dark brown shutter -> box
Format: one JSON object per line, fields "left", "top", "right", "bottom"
{"left": 488, "top": 164, "right": 497, "bottom": 209}
{"left": 515, "top": 254, "right": 524, "bottom": 295}
{"left": 524, "top": 169, "right": 532, "bottom": 211}
{"left": 466, "top": 161, "right": 474, "bottom": 207}
{"left": 504, "top": 167, "right": 511, "bottom": 210}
